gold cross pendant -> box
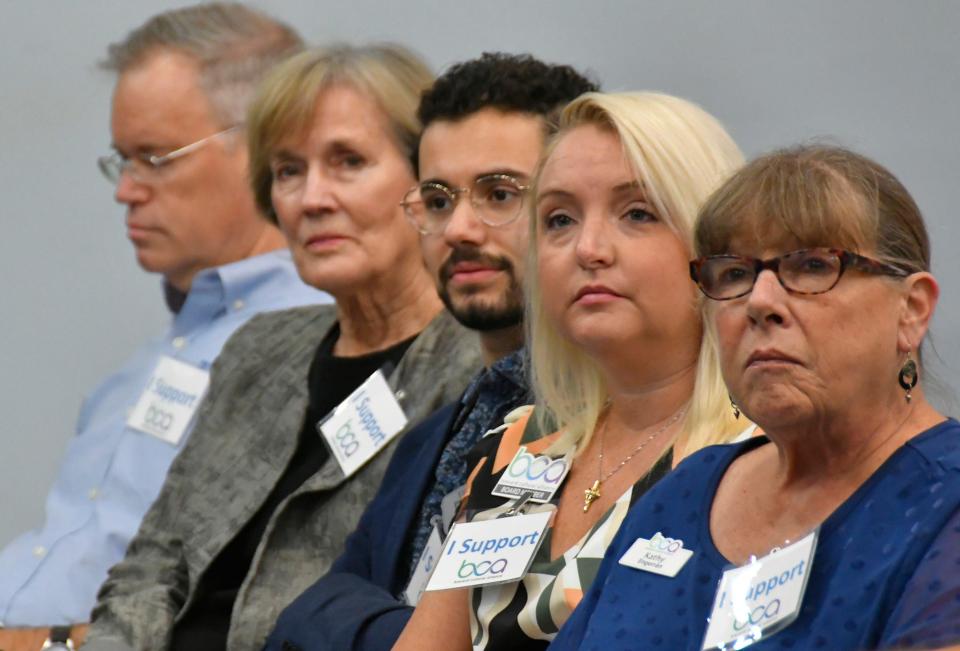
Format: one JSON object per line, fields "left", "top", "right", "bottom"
{"left": 583, "top": 479, "right": 601, "bottom": 513}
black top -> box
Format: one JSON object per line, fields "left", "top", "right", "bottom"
{"left": 170, "top": 324, "right": 415, "bottom": 651}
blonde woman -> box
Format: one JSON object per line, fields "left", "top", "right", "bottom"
{"left": 394, "top": 92, "right": 747, "bottom": 651}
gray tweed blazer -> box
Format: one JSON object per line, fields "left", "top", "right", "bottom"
{"left": 84, "top": 304, "right": 481, "bottom": 651}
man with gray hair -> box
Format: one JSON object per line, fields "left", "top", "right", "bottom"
{"left": 0, "top": 4, "right": 326, "bottom": 648}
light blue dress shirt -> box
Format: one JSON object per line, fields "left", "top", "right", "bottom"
{"left": 0, "top": 249, "right": 329, "bottom": 626}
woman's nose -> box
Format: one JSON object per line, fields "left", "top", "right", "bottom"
{"left": 574, "top": 215, "right": 614, "bottom": 268}
{"left": 745, "top": 269, "right": 788, "bottom": 325}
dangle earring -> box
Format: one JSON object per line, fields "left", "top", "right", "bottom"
{"left": 729, "top": 394, "right": 741, "bottom": 419}
{"left": 898, "top": 351, "right": 919, "bottom": 403}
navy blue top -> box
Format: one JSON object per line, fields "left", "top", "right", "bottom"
{"left": 550, "top": 419, "right": 960, "bottom": 650}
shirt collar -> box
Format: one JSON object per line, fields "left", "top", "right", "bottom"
{"left": 163, "top": 280, "right": 188, "bottom": 314}
{"left": 169, "top": 249, "right": 299, "bottom": 335}
{"left": 489, "top": 347, "right": 527, "bottom": 387}
{"left": 462, "top": 347, "right": 528, "bottom": 405}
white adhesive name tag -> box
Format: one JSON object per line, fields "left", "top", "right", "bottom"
{"left": 491, "top": 446, "right": 571, "bottom": 503}
{"left": 319, "top": 370, "right": 408, "bottom": 479}
{"left": 701, "top": 529, "right": 817, "bottom": 650}
{"left": 425, "top": 511, "right": 551, "bottom": 591}
{"left": 404, "top": 525, "right": 444, "bottom": 606}
{"left": 619, "top": 531, "right": 693, "bottom": 578}
{"left": 126, "top": 356, "right": 210, "bottom": 446}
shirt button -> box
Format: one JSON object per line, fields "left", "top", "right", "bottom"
{"left": 88, "top": 488, "right": 99, "bottom": 500}
{"left": 233, "top": 299, "right": 246, "bottom": 311}
{"left": 394, "top": 389, "right": 406, "bottom": 401}
{"left": 172, "top": 336, "right": 187, "bottom": 350}
{"left": 32, "top": 545, "right": 46, "bottom": 558}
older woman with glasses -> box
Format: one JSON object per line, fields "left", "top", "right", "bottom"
{"left": 550, "top": 145, "right": 960, "bottom": 650}
{"left": 393, "top": 91, "right": 749, "bottom": 651}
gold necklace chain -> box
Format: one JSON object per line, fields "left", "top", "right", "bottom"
{"left": 583, "top": 405, "right": 687, "bottom": 513}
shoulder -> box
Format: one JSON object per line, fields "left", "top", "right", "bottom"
{"left": 220, "top": 304, "right": 336, "bottom": 358}
{"left": 237, "top": 303, "right": 337, "bottom": 340}
{"left": 404, "top": 310, "right": 481, "bottom": 364}
{"left": 204, "top": 304, "right": 336, "bottom": 386}
{"left": 850, "top": 418, "right": 960, "bottom": 528}
{"left": 395, "top": 402, "right": 460, "bottom": 455}
{"left": 390, "top": 311, "right": 482, "bottom": 412}
{"left": 902, "top": 418, "right": 960, "bottom": 474}
{"left": 859, "top": 418, "right": 960, "bottom": 510}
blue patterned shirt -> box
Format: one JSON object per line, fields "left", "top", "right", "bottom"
{"left": 406, "top": 348, "right": 529, "bottom": 577}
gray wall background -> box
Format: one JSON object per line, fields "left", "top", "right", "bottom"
{"left": 1, "top": 1, "right": 958, "bottom": 546}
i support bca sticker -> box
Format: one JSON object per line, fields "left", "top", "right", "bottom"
{"left": 701, "top": 530, "right": 817, "bottom": 650}
{"left": 425, "top": 511, "right": 551, "bottom": 591}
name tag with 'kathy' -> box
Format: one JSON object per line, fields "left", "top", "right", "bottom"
{"left": 318, "top": 369, "right": 408, "bottom": 479}
{"left": 126, "top": 356, "right": 210, "bottom": 446}
{"left": 619, "top": 531, "right": 693, "bottom": 578}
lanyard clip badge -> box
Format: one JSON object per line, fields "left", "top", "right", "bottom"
{"left": 425, "top": 489, "right": 552, "bottom": 592}
{"left": 500, "top": 490, "right": 535, "bottom": 518}
{"left": 421, "top": 444, "right": 565, "bottom": 593}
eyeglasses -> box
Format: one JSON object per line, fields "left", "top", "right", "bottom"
{"left": 401, "top": 174, "right": 529, "bottom": 235}
{"left": 97, "top": 126, "right": 240, "bottom": 184}
{"left": 689, "top": 247, "right": 909, "bottom": 301}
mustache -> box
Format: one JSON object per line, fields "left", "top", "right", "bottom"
{"left": 439, "top": 247, "right": 513, "bottom": 283}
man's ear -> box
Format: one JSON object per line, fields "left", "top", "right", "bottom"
{"left": 897, "top": 272, "right": 939, "bottom": 353}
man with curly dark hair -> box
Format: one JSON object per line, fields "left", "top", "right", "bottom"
{"left": 411, "top": 52, "right": 599, "bottom": 172}
{"left": 262, "top": 52, "right": 596, "bottom": 651}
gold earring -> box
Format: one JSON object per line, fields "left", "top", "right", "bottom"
{"left": 898, "top": 351, "right": 919, "bottom": 403}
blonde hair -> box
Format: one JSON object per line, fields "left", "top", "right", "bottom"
{"left": 527, "top": 91, "right": 746, "bottom": 458}
{"left": 247, "top": 44, "right": 434, "bottom": 223}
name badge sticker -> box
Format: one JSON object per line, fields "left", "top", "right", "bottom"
{"left": 701, "top": 529, "right": 818, "bottom": 651}
{"left": 126, "top": 356, "right": 210, "bottom": 446}
{"left": 319, "top": 369, "right": 408, "bottom": 479}
{"left": 404, "top": 525, "right": 444, "bottom": 606}
{"left": 425, "top": 511, "right": 551, "bottom": 591}
{"left": 619, "top": 531, "right": 693, "bottom": 578}
{"left": 491, "top": 446, "right": 571, "bottom": 503}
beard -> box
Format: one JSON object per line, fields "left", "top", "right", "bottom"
{"left": 437, "top": 246, "right": 524, "bottom": 332}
